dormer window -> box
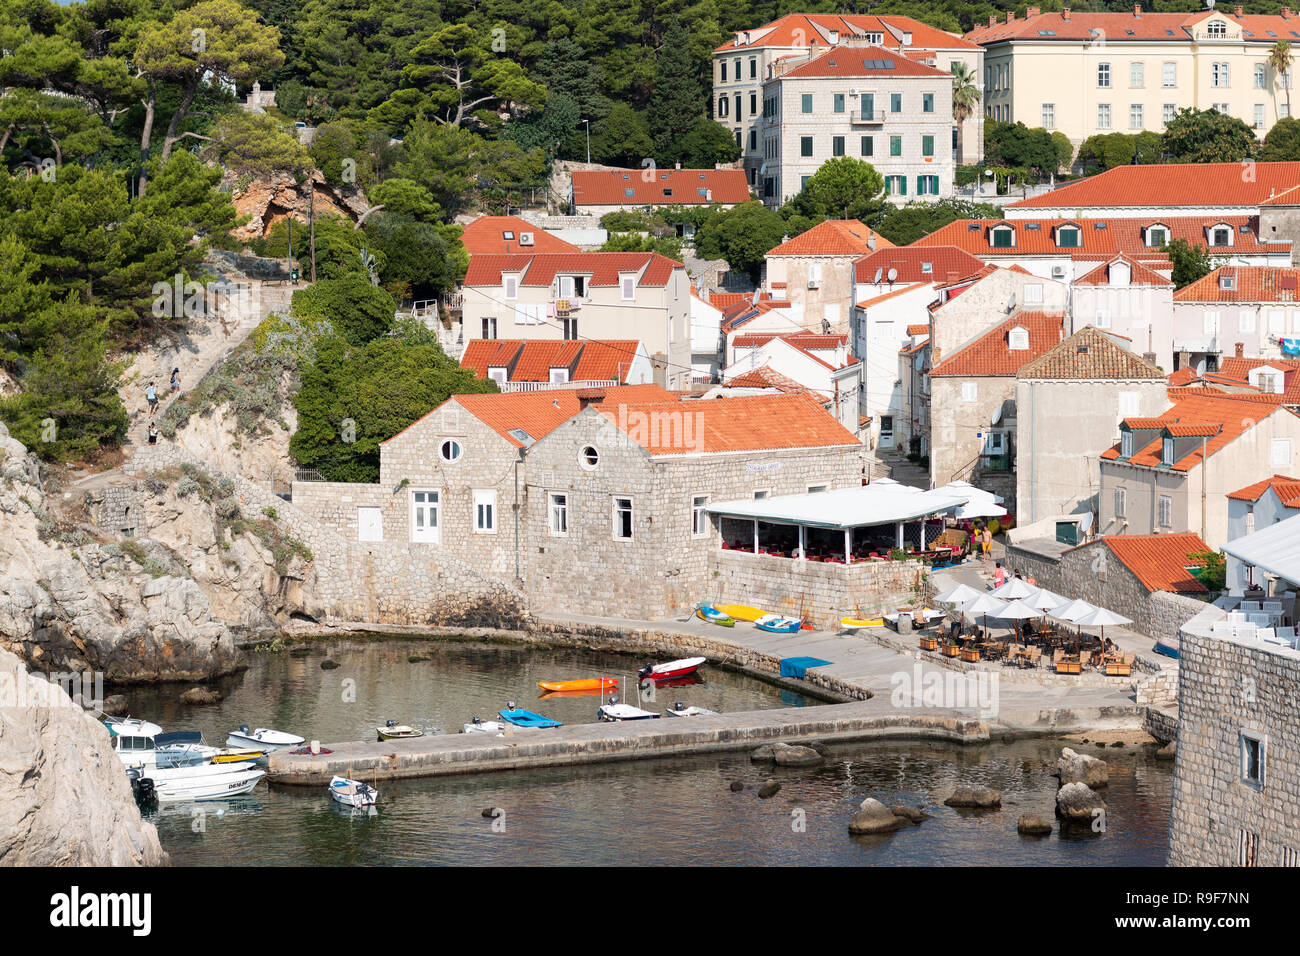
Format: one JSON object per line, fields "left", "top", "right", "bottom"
{"left": 1145, "top": 224, "right": 1168, "bottom": 247}
{"left": 504, "top": 276, "right": 518, "bottom": 300}
{"left": 1162, "top": 437, "right": 1175, "bottom": 465}
{"left": 1207, "top": 20, "right": 1227, "bottom": 38}
{"left": 1121, "top": 431, "right": 1134, "bottom": 458}
{"left": 502, "top": 230, "right": 515, "bottom": 240}
{"left": 549, "top": 368, "right": 570, "bottom": 384}
{"left": 921, "top": 261, "right": 933, "bottom": 274}
{"left": 1056, "top": 225, "right": 1081, "bottom": 248}
{"left": 990, "top": 225, "right": 1016, "bottom": 249}
{"left": 1008, "top": 326, "right": 1029, "bottom": 350}
{"left": 1109, "top": 262, "right": 1131, "bottom": 286}
{"left": 1220, "top": 273, "right": 1236, "bottom": 290}
{"left": 1209, "top": 224, "right": 1233, "bottom": 247}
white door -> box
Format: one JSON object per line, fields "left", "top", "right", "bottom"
{"left": 411, "top": 490, "right": 440, "bottom": 544}
{"left": 358, "top": 507, "right": 383, "bottom": 542}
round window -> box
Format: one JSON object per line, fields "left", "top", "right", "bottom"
{"left": 580, "top": 445, "right": 599, "bottom": 470}
{"left": 440, "top": 439, "right": 462, "bottom": 462}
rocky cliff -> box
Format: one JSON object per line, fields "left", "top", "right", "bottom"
{"left": 0, "top": 646, "right": 166, "bottom": 866}
{"left": 230, "top": 169, "right": 370, "bottom": 241}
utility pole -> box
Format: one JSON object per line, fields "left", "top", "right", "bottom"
{"left": 308, "top": 180, "right": 317, "bottom": 284}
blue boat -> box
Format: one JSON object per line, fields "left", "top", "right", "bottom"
{"left": 497, "top": 704, "right": 562, "bottom": 729}
{"left": 754, "top": 613, "right": 803, "bottom": 634}
{"left": 1154, "top": 635, "right": 1180, "bottom": 660}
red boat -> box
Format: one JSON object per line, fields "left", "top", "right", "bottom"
{"left": 638, "top": 657, "right": 706, "bottom": 682}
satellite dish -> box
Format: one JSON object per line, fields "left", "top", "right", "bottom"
{"left": 887, "top": 267, "right": 898, "bottom": 282}
{"left": 1079, "top": 513, "right": 1094, "bottom": 534}
{"left": 873, "top": 267, "right": 882, "bottom": 283}
{"left": 1206, "top": 0, "right": 1215, "bottom": 7}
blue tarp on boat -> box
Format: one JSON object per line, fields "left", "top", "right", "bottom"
{"left": 779, "top": 657, "right": 833, "bottom": 679}
{"left": 497, "top": 708, "right": 562, "bottom": 728}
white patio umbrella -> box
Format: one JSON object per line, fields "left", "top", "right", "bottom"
{"left": 990, "top": 597, "right": 1043, "bottom": 650}
{"left": 939, "top": 480, "right": 1005, "bottom": 504}
{"left": 1072, "top": 606, "right": 1132, "bottom": 662}
{"left": 991, "top": 577, "right": 1038, "bottom": 600}
{"left": 1024, "top": 587, "right": 1068, "bottom": 612}
{"left": 959, "top": 594, "right": 1009, "bottom": 641}
{"left": 1050, "top": 598, "right": 1098, "bottom": 623}
{"left": 934, "top": 582, "right": 983, "bottom": 605}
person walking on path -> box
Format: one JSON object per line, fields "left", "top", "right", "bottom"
{"left": 147, "top": 423, "right": 158, "bottom": 445}
{"left": 981, "top": 526, "right": 992, "bottom": 560}
{"left": 146, "top": 381, "right": 158, "bottom": 418}
{"left": 170, "top": 368, "right": 180, "bottom": 395}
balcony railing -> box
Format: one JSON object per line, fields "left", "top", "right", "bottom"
{"left": 850, "top": 110, "right": 886, "bottom": 125}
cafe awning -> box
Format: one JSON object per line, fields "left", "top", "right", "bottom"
{"left": 1223, "top": 512, "right": 1300, "bottom": 589}
{"left": 706, "top": 484, "right": 970, "bottom": 531}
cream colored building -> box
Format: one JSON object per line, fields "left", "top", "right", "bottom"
{"left": 967, "top": 6, "right": 1299, "bottom": 149}
{"left": 713, "top": 13, "right": 984, "bottom": 187}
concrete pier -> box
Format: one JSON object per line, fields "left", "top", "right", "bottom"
{"left": 267, "top": 699, "right": 1144, "bottom": 785}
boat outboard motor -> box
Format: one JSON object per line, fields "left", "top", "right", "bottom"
{"left": 506, "top": 701, "right": 516, "bottom": 711}
{"left": 470, "top": 716, "right": 482, "bottom": 725}
{"left": 673, "top": 701, "right": 684, "bottom": 712}
{"left": 637, "top": 664, "right": 652, "bottom": 679}
{"left": 238, "top": 724, "right": 250, "bottom": 736}
{"left": 386, "top": 720, "right": 396, "bottom": 729}
{"left": 127, "top": 769, "right": 157, "bottom": 806}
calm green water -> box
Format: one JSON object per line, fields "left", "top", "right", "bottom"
{"left": 116, "top": 638, "right": 1172, "bottom": 866}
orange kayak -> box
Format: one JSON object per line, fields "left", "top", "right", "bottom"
{"left": 537, "top": 677, "right": 620, "bottom": 692}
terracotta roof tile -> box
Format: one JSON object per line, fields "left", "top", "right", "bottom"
{"left": 732, "top": 332, "right": 847, "bottom": 349}
{"left": 1174, "top": 265, "right": 1300, "bottom": 302}
{"left": 930, "top": 311, "right": 1064, "bottom": 377}
{"left": 716, "top": 13, "right": 980, "bottom": 53}
{"left": 572, "top": 168, "right": 750, "bottom": 207}
{"left": 1016, "top": 326, "right": 1164, "bottom": 381}
{"left": 1089, "top": 533, "right": 1211, "bottom": 595}
{"left": 1227, "top": 474, "right": 1300, "bottom": 505}
{"left": 906, "top": 323, "right": 930, "bottom": 336}
{"left": 768, "top": 219, "right": 894, "bottom": 257}
{"left": 723, "top": 366, "right": 828, "bottom": 399}
{"left": 779, "top": 45, "right": 949, "bottom": 79}
{"left": 459, "top": 216, "right": 580, "bottom": 255}
{"left": 595, "top": 394, "right": 859, "bottom": 455}
{"left": 914, "top": 216, "right": 1284, "bottom": 257}
{"left": 1103, "top": 393, "right": 1292, "bottom": 470}
{"left": 460, "top": 339, "right": 644, "bottom": 384}
{"left": 1215, "top": 356, "right": 1300, "bottom": 402}
{"left": 1003, "top": 160, "right": 1300, "bottom": 211}
{"left": 464, "top": 252, "right": 683, "bottom": 288}
{"left": 855, "top": 245, "right": 985, "bottom": 285}
{"left": 1072, "top": 253, "right": 1174, "bottom": 288}
{"left": 855, "top": 282, "right": 929, "bottom": 309}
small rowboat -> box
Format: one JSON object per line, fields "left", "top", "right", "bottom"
{"left": 376, "top": 720, "right": 424, "bottom": 741}
{"left": 841, "top": 616, "right": 885, "bottom": 629}
{"left": 462, "top": 717, "right": 508, "bottom": 734}
{"left": 329, "top": 775, "right": 378, "bottom": 808}
{"left": 211, "top": 749, "right": 266, "bottom": 764}
{"left": 497, "top": 704, "right": 562, "bottom": 729}
{"left": 696, "top": 604, "right": 735, "bottom": 627}
{"left": 597, "top": 702, "right": 660, "bottom": 721}
{"left": 664, "top": 702, "right": 719, "bottom": 718}
{"left": 715, "top": 603, "right": 767, "bottom": 622}
{"left": 536, "top": 677, "right": 620, "bottom": 693}
{"left": 638, "top": 657, "right": 706, "bottom": 682}
{"left": 755, "top": 613, "right": 803, "bottom": 634}
{"left": 226, "top": 726, "right": 305, "bottom": 751}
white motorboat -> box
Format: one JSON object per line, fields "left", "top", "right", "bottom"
{"left": 113, "top": 730, "right": 220, "bottom": 769}
{"left": 462, "top": 717, "right": 508, "bottom": 735}
{"left": 128, "top": 763, "right": 265, "bottom": 802}
{"left": 663, "top": 702, "right": 719, "bottom": 718}
{"left": 597, "top": 702, "right": 660, "bottom": 721}
{"left": 329, "top": 775, "right": 378, "bottom": 807}
{"left": 103, "top": 715, "right": 163, "bottom": 739}
{"left": 226, "top": 725, "right": 305, "bottom": 751}
{"left": 376, "top": 720, "right": 424, "bottom": 741}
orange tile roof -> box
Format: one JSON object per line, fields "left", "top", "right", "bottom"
{"left": 906, "top": 323, "right": 929, "bottom": 336}
{"left": 709, "top": 292, "right": 752, "bottom": 309}
{"left": 595, "top": 394, "right": 859, "bottom": 455}
{"left": 1089, "top": 533, "right": 1211, "bottom": 595}
{"left": 855, "top": 282, "right": 929, "bottom": 310}
{"left": 1072, "top": 254, "right": 1174, "bottom": 288}
{"left": 778, "top": 45, "right": 949, "bottom": 79}
{"left": 930, "top": 311, "right": 1064, "bottom": 377}
{"left": 723, "top": 366, "right": 829, "bottom": 400}
{"left": 460, "top": 339, "right": 644, "bottom": 384}
{"left": 914, "top": 216, "right": 1284, "bottom": 257}
{"left": 1102, "top": 393, "right": 1292, "bottom": 471}
{"left": 855, "top": 245, "right": 985, "bottom": 285}
{"left": 464, "top": 252, "right": 683, "bottom": 288}
{"left": 1016, "top": 326, "right": 1164, "bottom": 381}
{"left": 459, "top": 216, "right": 580, "bottom": 255}
{"left": 732, "top": 332, "right": 847, "bottom": 350}
{"left": 1215, "top": 356, "right": 1300, "bottom": 402}
{"left": 716, "top": 13, "right": 980, "bottom": 53}
{"left": 1004, "top": 160, "right": 1300, "bottom": 210}
{"left": 1227, "top": 474, "right": 1300, "bottom": 506}
{"left": 572, "top": 168, "right": 751, "bottom": 207}
{"left": 901, "top": 336, "right": 929, "bottom": 356}
{"left": 390, "top": 384, "right": 678, "bottom": 448}
{"left": 1174, "top": 265, "right": 1300, "bottom": 302}
{"left": 768, "top": 219, "right": 893, "bottom": 257}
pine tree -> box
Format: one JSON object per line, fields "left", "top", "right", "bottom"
{"left": 650, "top": 20, "right": 703, "bottom": 166}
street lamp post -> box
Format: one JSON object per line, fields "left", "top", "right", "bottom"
{"left": 584, "top": 119, "right": 591, "bottom": 164}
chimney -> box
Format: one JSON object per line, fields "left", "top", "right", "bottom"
{"left": 675, "top": 161, "right": 681, "bottom": 170}
{"left": 1236, "top": 341, "right": 1245, "bottom": 358}
{"left": 576, "top": 388, "right": 608, "bottom": 410}
{"left": 988, "top": 15, "right": 997, "bottom": 26}
{"left": 1063, "top": 8, "right": 1071, "bottom": 20}
{"left": 1006, "top": 11, "right": 1014, "bottom": 23}
{"left": 1286, "top": 8, "right": 1293, "bottom": 19}
{"left": 1234, "top": 5, "right": 1244, "bottom": 16}
{"left": 1026, "top": 6, "right": 1041, "bottom": 16}
{"left": 1134, "top": 3, "right": 1142, "bottom": 16}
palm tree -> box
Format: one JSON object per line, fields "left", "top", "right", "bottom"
{"left": 1271, "top": 40, "right": 1293, "bottom": 121}
{"left": 950, "top": 61, "right": 981, "bottom": 165}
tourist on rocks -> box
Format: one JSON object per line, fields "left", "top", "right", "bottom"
{"left": 146, "top": 381, "right": 158, "bottom": 417}
{"left": 147, "top": 423, "right": 158, "bottom": 445}
{"left": 170, "top": 367, "right": 180, "bottom": 394}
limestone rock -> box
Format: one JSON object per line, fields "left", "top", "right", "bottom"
{"left": 101, "top": 694, "right": 129, "bottom": 716}
{"left": 890, "top": 805, "right": 931, "bottom": 824}
{"left": 757, "top": 779, "right": 781, "bottom": 799}
{"left": 944, "top": 784, "right": 1002, "bottom": 808}
{"left": 849, "top": 798, "right": 907, "bottom": 834}
{"left": 1058, "top": 747, "right": 1109, "bottom": 788}
{"left": 1155, "top": 742, "right": 1176, "bottom": 761}
{"left": 729, "top": 780, "right": 744, "bottom": 792}
{"left": 772, "top": 743, "right": 824, "bottom": 768}
{"left": 750, "top": 743, "right": 779, "bottom": 762}
{"left": 0, "top": 647, "right": 166, "bottom": 865}
{"left": 1018, "top": 814, "right": 1053, "bottom": 836}
{"left": 179, "top": 686, "right": 222, "bottom": 705}
{"left": 1056, "top": 782, "right": 1107, "bottom": 824}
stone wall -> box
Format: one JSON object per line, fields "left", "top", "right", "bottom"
{"left": 1135, "top": 667, "right": 1179, "bottom": 707}
{"left": 1168, "top": 633, "right": 1300, "bottom": 866}
{"left": 88, "top": 486, "right": 140, "bottom": 537}
{"left": 128, "top": 443, "right": 527, "bottom": 630}
{"left": 708, "top": 549, "right": 926, "bottom": 629}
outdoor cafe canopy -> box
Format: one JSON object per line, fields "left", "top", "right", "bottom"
{"left": 706, "top": 484, "right": 970, "bottom": 531}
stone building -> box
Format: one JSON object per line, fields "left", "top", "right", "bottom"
{"left": 763, "top": 219, "right": 892, "bottom": 334}
{"left": 569, "top": 168, "right": 751, "bottom": 218}
{"left": 458, "top": 339, "right": 654, "bottom": 388}
{"left": 1172, "top": 266, "right": 1300, "bottom": 368}
{"left": 1015, "top": 327, "right": 1167, "bottom": 526}
{"left": 1225, "top": 475, "right": 1300, "bottom": 591}
{"left": 1169, "top": 631, "right": 1300, "bottom": 867}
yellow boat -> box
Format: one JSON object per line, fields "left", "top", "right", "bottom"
{"left": 840, "top": 617, "right": 884, "bottom": 629}
{"left": 211, "top": 749, "right": 266, "bottom": 763}
{"left": 715, "top": 604, "right": 768, "bottom": 623}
